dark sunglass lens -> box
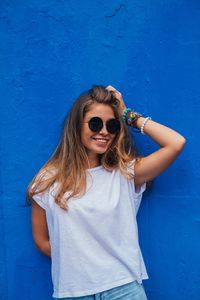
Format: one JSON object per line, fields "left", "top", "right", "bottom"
{"left": 107, "top": 119, "right": 121, "bottom": 134}
{"left": 88, "top": 117, "right": 103, "bottom": 132}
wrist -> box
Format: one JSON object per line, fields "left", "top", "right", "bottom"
{"left": 123, "top": 108, "right": 152, "bottom": 134}
{"left": 125, "top": 110, "right": 142, "bottom": 127}
{"left": 134, "top": 116, "right": 145, "bottom": 128}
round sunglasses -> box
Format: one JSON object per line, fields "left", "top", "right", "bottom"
{"left": 85, "top": 117, "right": 121, "bottom": 134}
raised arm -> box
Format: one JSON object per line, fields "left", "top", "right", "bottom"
{"left": 106, "top": 85, "right": 186, "bottom": 187}
{"left": 133, "top": 117, "right": 186, "bottom": 187}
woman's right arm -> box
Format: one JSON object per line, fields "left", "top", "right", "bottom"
{"left": 32, "top": 201, "right": 51, "bottom": 257}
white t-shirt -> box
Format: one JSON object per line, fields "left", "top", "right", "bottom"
{"left": 32, "top": 162, "right": 148, "bottom": 298}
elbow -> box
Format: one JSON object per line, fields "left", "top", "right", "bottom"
{"left": 173, "top": 136, "right": 187, "bottom": 153}
{"left": 34, "top": 240, "right": 43, "bottom": 252}
{"left": 34, "top": 239, "right": 51, "bottom": 257}
{"left": 178, "top": 136, "right": 186, "bottom": 149}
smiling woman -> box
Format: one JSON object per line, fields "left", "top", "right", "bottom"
{"left": 26, "top": 84, "right": 186, "bottom": 300}
{"left": 81, "top": 103, "right": 119, "bottom": 166}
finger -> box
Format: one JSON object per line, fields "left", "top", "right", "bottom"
{"left": 106, "top": 85, "right": 122, "bottom": 96}
{"left": 106, "top": 85, "right": 116, "bottom": 92}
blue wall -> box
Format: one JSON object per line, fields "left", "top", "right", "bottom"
{"left": 0, "top": 1, "right": 199, "bottom": 299}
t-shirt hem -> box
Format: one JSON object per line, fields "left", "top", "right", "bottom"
{"left": 52, "top": 275, "right": 149, "bottom": 298}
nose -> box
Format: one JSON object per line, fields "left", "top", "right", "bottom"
{"left": 99, "top": 122, "right": 108, "bottom": 135}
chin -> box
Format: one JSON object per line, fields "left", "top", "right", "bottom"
{"left": 96, "top": 144, "right": 111, "bottom": 153}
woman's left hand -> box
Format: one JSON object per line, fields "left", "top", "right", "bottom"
{"left": 106, "top": 85, "right": 126, "bottom": 115}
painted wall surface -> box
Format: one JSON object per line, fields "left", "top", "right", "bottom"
{"left": 0, "top": 1, "right": 199, "bottom": 299}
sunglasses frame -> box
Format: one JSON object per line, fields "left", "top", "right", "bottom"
{"left": 84, "top": 116, "right": 121, "bottom": 134}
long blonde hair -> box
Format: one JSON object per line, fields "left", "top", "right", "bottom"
{"left": 26, "top": 85, "right": 139, "bottom": 210}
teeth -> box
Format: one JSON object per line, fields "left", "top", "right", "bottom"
{"left": 94, "top": 138, "right": 108, "bottom": 142}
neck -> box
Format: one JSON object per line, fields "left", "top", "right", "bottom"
{"left": 86, "top": 153, "right": 101, "bottom": 169}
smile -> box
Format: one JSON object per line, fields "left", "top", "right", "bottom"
{"left": 92, "top": 138, "right": 109, "bottom": 144}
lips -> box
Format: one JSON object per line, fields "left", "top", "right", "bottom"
{"left": 92, "top": 137, "right": 110, "bottom": 144}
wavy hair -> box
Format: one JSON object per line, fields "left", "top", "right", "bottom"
{"left": 26, "top": 85, "right": 140, "bottom": 210}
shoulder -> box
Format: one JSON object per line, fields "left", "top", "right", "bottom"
{"left": 31, "top": 167, "right": 57, "bottom": 191}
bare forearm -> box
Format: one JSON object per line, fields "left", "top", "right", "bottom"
{"left": 37, "top": 240, "right": 51, "bottom": 257}
{"left": 135, "top": 117, "right": 186, "bottom": 151}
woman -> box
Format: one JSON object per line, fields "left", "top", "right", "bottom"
{"left": 27, "top": 85, "right": 186, "bottom": 299}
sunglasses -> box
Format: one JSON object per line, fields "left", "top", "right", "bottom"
{"left": 86, "top": 117, "right": 121, "bottom": 134}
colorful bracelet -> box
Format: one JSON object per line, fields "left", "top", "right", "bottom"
{"left": 126, "top": 110, "right": 142, "bottom": 127}
{"left": 122, "top": 108, "right": 131, "bottom": 121}
{"left": 123, "top": 107, "right": 152, "bottom": 134}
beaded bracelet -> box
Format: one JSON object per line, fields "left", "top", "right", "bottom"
{"left": 122, "top": 108, "right": 131, "bottom": 121}
{"left": 140, "top": 117, "right": 152, "bottom": 135}
{"left": 123, "top": 107, "right": 152, "bottom": 134}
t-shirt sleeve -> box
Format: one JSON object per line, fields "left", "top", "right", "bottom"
{"left": 32, "top": 192, "right": 47, "bottom": 210}
{"left": 31, "top": 170, "right": 49, "bottom": 210}
{"left": 128, "top": 159, "right": 146, "bottom": 214}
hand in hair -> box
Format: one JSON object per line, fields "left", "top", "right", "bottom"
{"left": 106, "top": 85, "right": 126, "bottom": 115}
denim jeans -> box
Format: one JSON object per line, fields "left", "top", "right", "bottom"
{"left": 54, "top": 280, "right": 147, "bottom": 299}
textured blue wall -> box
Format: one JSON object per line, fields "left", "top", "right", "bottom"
{"left": 0, "top": 1, "right": 199, "bottom": 299}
